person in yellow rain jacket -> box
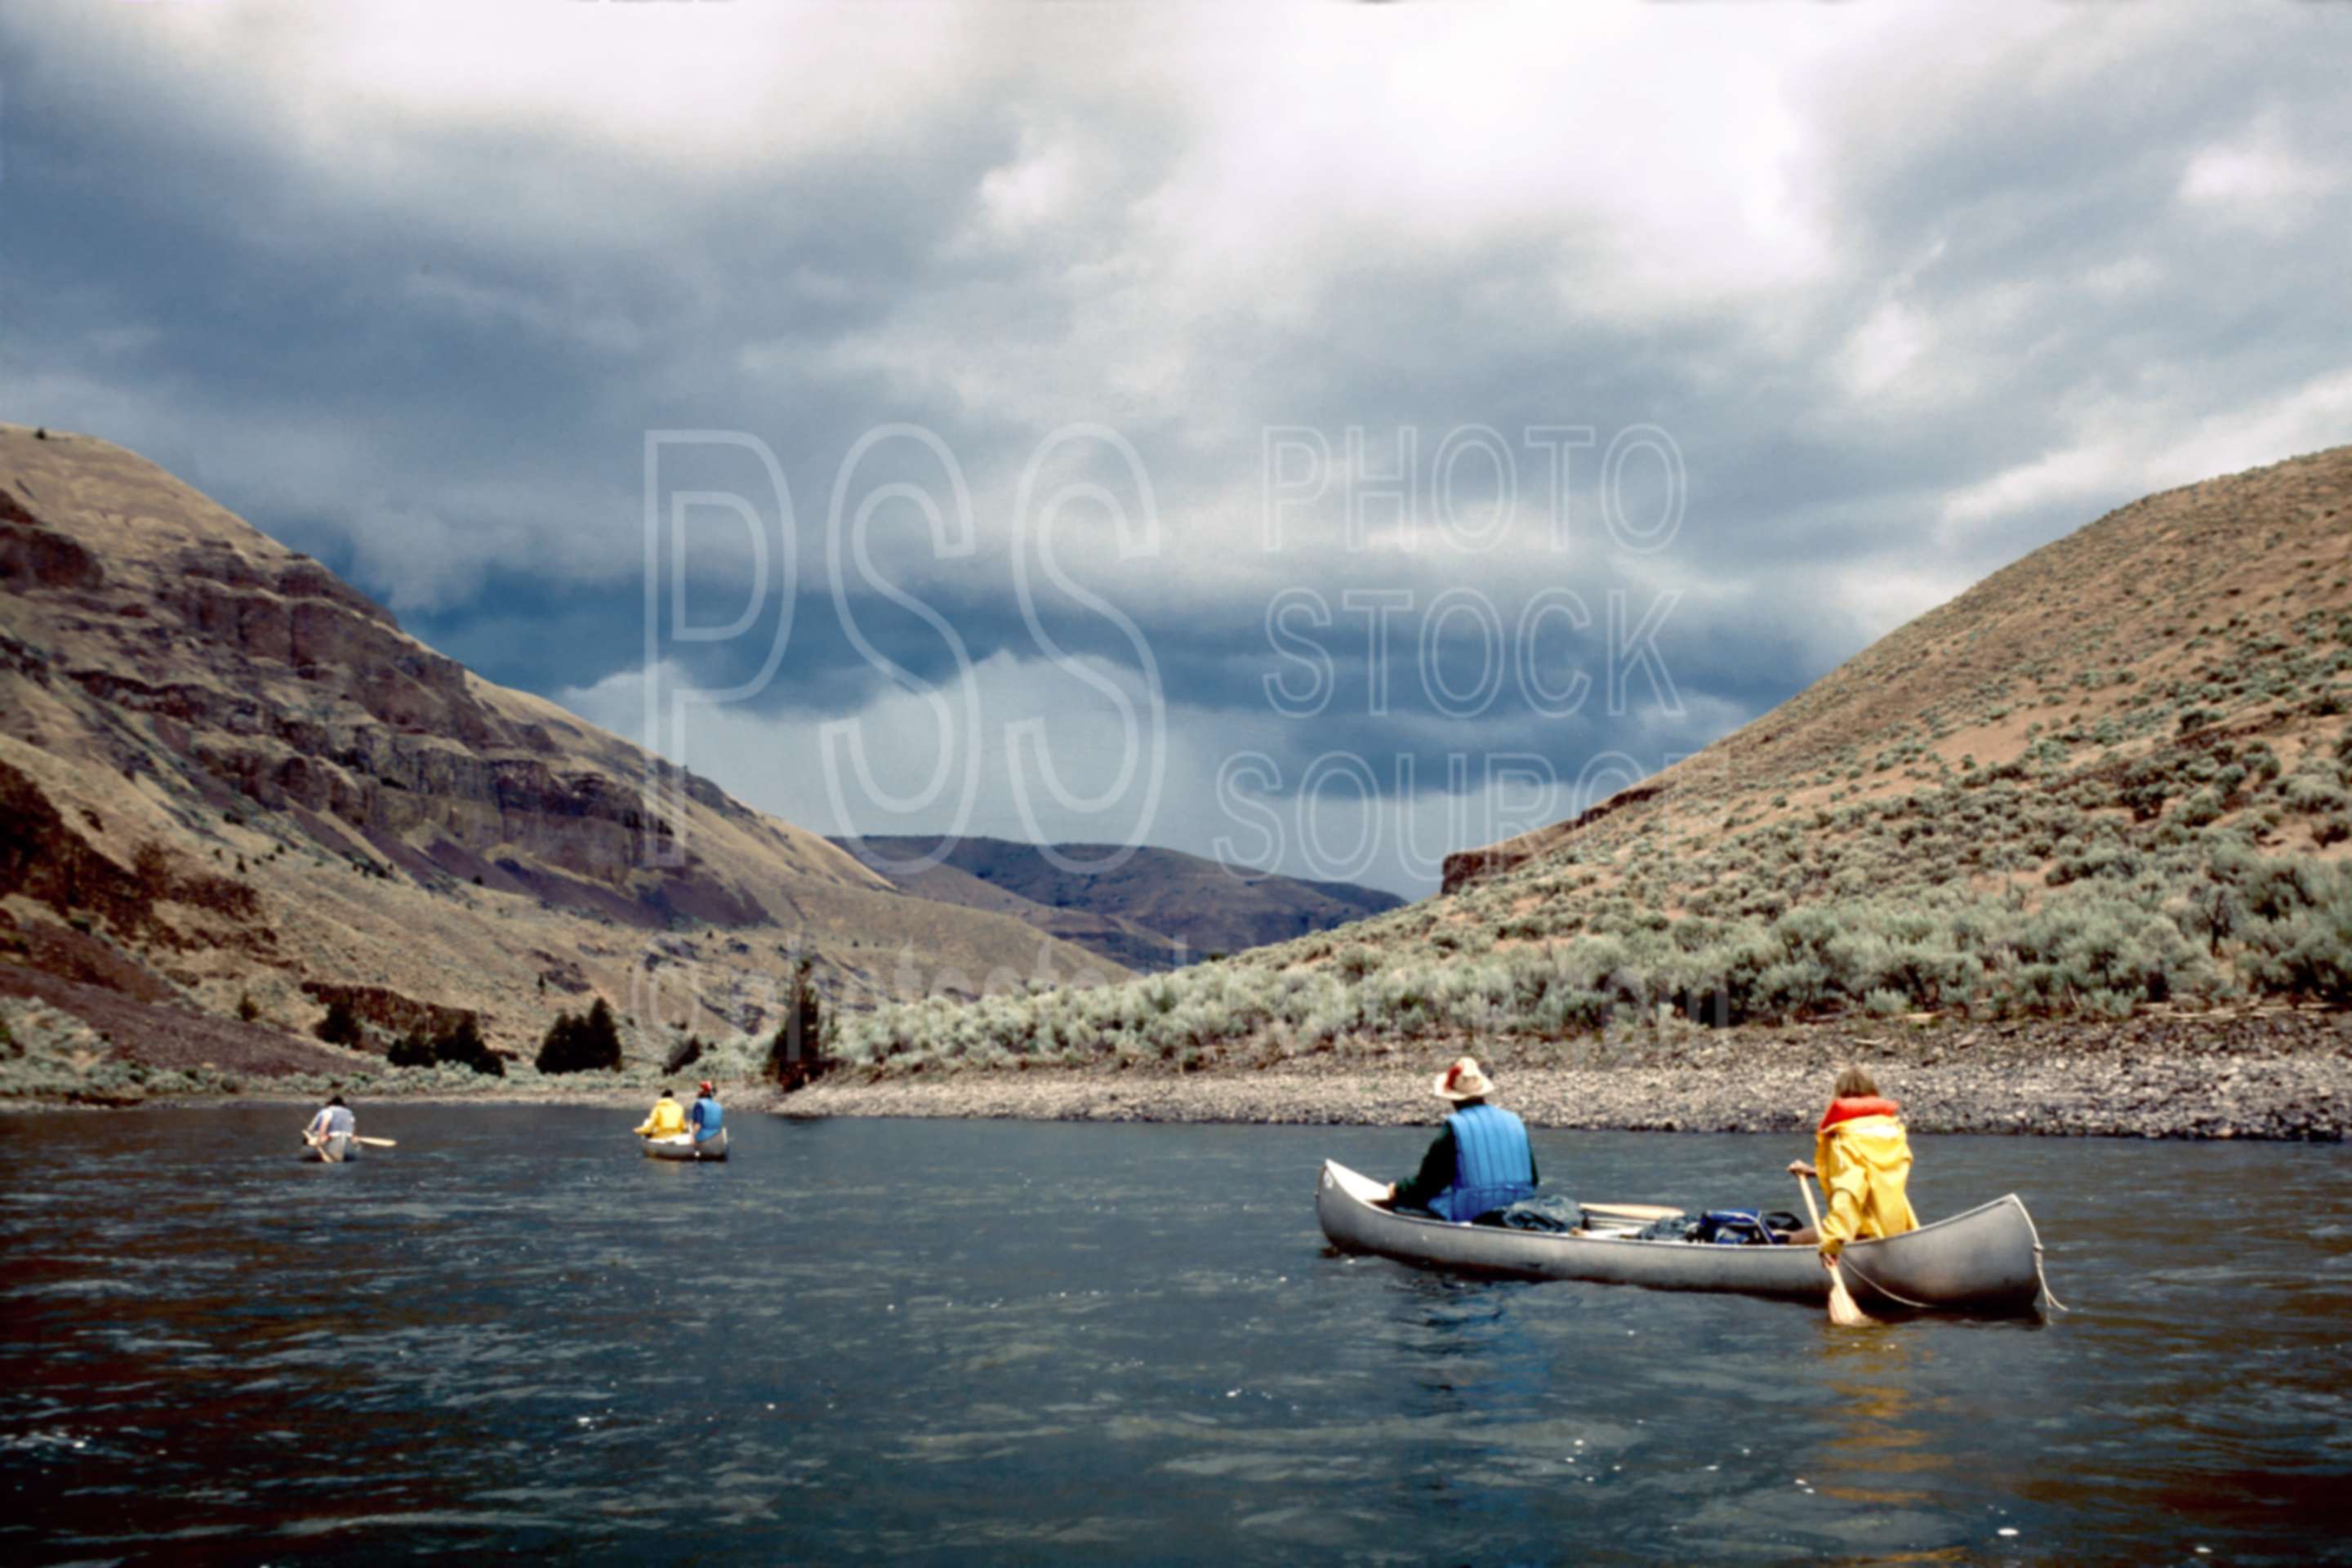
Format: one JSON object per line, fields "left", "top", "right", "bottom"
{"left": 1786, "top": 1066, "right": 1917, "bottom": 1267}
{"left": 634, "top": 1087, "right": 686, "bottom": 1139}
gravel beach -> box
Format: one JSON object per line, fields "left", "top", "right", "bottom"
{"left": 779, "top": 1009, "right": 2352, "bottom": 1140}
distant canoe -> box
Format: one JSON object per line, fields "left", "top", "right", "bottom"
{"left": 304, "top": 1133, "right": 356, "bottom": 1164}
{"left": 642, "top": 1128, "right": 728, "bottom": 1161}
{"left": 1316, "top": 1160, "right": 2047, "bottom": 1316}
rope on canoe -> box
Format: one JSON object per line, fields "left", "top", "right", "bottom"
{"left": 2034, "top": 1248, "right": 2070, "bottom": 1313}
{"left": 1833, "top": 1254, "right": 1936, "bottom": 1312}
{"left": 2016, "top": 1199, "right": 2070, "bottom": 1314}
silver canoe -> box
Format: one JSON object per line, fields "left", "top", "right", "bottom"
{"left": 304, "top": 1133, "right": 356, "bottom": 1163}
{"left": 1316, "top": 1160, "right": 2047, "bottom": 1316}
{"left": 642, "top": 1128, "right": 729, "bottom": 1161}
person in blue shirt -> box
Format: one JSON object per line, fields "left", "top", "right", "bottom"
{"left": 1386, "top": 1057, "right": 1539, "bottom": 1223}
{"left": 688, "top": 1080, "right": 724, "bottom": 1143}
{"left": 304, "top": 1094, "right": 355, "bottom": 1147}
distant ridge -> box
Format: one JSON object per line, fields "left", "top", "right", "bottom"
{"left": 835, "top": 834, "right": 1404, "bottom": 972}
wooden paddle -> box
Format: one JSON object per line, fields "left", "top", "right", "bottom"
{"left": 350, "top": 1136, "right": 396, "bottom": 1148}
{"left": 1797, "top": 1174, "right": 1876, "bottom": 1327}
{"left": 1579, "top": 1201, "right": 1685, "bottom": 1223}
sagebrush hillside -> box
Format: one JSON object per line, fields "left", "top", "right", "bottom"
{"left": 841, "top": 445, "right": 2352, "bottom": 1070}
{"left": 0, "top": 424, "right": 1117, "bottom": 1095}
{"left": 835, "top": 834, "right": 1402, "bottom": 972}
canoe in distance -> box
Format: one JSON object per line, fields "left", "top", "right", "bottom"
{"left": 642, "top": 1128, "right": 729, "bottom": 1161}
{"left": 1315, "top": 1160, "right": 2047, "bottom": 1316}
{"left": 303, "top": 1133, "right": 356, "bottom": 1164}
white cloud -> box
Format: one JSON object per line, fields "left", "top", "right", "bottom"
{"left": 1840, "top": 301, "right": 1933, "bottom": 399}
{"left": 1940, "top": 366, "right": 2352, "bottom": 542}
{"left": 1940, "top": 440, "right": 2134, "bottom": 535}
{"left": 964, "top": 129, "right": 1089, "bottom": 250}
{"left": 2178, "top": 114, "right": 2336, "bottom": 230}
{"left": 96, "top": 1, "right": 987, "bottom": 169}
{"left": 1825, "top": 560, "right": 1975, "bottom": 648}
{"left": 1126, "top": 7, "right": 1851, "bottom": 324}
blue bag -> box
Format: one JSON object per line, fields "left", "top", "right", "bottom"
{"left": 1693, "top": 1209, "right": 1783, "bottom": 1245}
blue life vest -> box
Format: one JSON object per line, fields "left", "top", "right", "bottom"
{"left": 691, "top": 1097, "right": 724, "bottom": 1140}
{"left": 1431, "top": 1103, "right": 1535, "bottom": 1222}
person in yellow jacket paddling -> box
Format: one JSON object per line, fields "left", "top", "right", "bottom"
{"left": 634, "top": 1087, "right": 686, "bottom": 1139}
{"left": 1787, "top": 1066, "right": 1917, "bottom": 1271}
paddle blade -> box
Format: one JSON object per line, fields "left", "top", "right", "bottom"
{"left": 1827, "top": 1267, "right": 1877, "bottom": 1328}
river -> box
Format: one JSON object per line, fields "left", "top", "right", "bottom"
{"left": 1, "top": 1108, "right": 2345, "bottom": 1564}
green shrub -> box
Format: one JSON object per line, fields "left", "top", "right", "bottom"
{"left": 2119, "top": 757, "right": 2174, "bottom": 821}
{"left": 2243, "top": 866, "right": 2352, "bottom": 1004}
{"left": 537, "top": 998, "right": 621, "bottom": 1074}
{"left": 1753, "top": 958, "right": 1830, "bottom": 1021}
{"left": 434, "top": 1016, "right": 505, "bottom": 1077}
{"left": 2283, "top": 775, "right": 2349, "bottom": 817}
{"left": 2177, "top": 787, "right": 2224, "bottom": 828}
{"left": 314, "top": 999, "right": 363, "bottom": 1048}
{"left": 764, "top": 958, "right": 829, "bottom": 1085}
{"left": 387, "top": 1030, "right": 435, "bottom": 1069}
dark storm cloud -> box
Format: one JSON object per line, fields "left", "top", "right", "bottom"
{"left": 3, "top": 3, "right": 2348, "bottom": 893}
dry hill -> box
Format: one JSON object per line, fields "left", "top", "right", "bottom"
{"left": 0, "top": 424, "right": 1120, "bottom": 1094}
{"left": 1445, "top": 444, "right": 2352, "bottom": 893}
{"left": 837, "top": 445, "right": 2352, "bottom": 1071}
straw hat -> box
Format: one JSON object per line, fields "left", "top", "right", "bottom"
{"left": 1432, "top": 1056, "right": 1496, "bottom": 1102}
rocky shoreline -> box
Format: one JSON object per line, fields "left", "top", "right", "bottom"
{"left": 779, "top": 1010, "right": 2352, "bottom": 1140}
{"left": 10, "top": 1007, "right": 2347, "bottom": 1138}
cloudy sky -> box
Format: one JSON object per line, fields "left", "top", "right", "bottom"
{"left": 4, "top": 3, "right": 2348, "bottom": 895}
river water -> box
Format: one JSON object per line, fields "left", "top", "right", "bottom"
{"left": 0, "top": 1108, "right": 2344, "bottom": 1565}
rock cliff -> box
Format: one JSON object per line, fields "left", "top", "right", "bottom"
{"left": 0, "top": 424, "right": 1120, "bottom": 1076}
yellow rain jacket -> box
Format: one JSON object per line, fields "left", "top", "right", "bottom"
{"left": 1815, "top": 1098, "right": 1918, "bottom": 1259}
{"left": 635, "top": 1097, "right": 686, "bottom": 1138}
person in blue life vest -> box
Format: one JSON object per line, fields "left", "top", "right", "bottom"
{"left": 688, "top": 1080, "right": 724, "bottom": 1144}
{"left": 1386, "top": 1056, "right": 1539, "bottom": 1223}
